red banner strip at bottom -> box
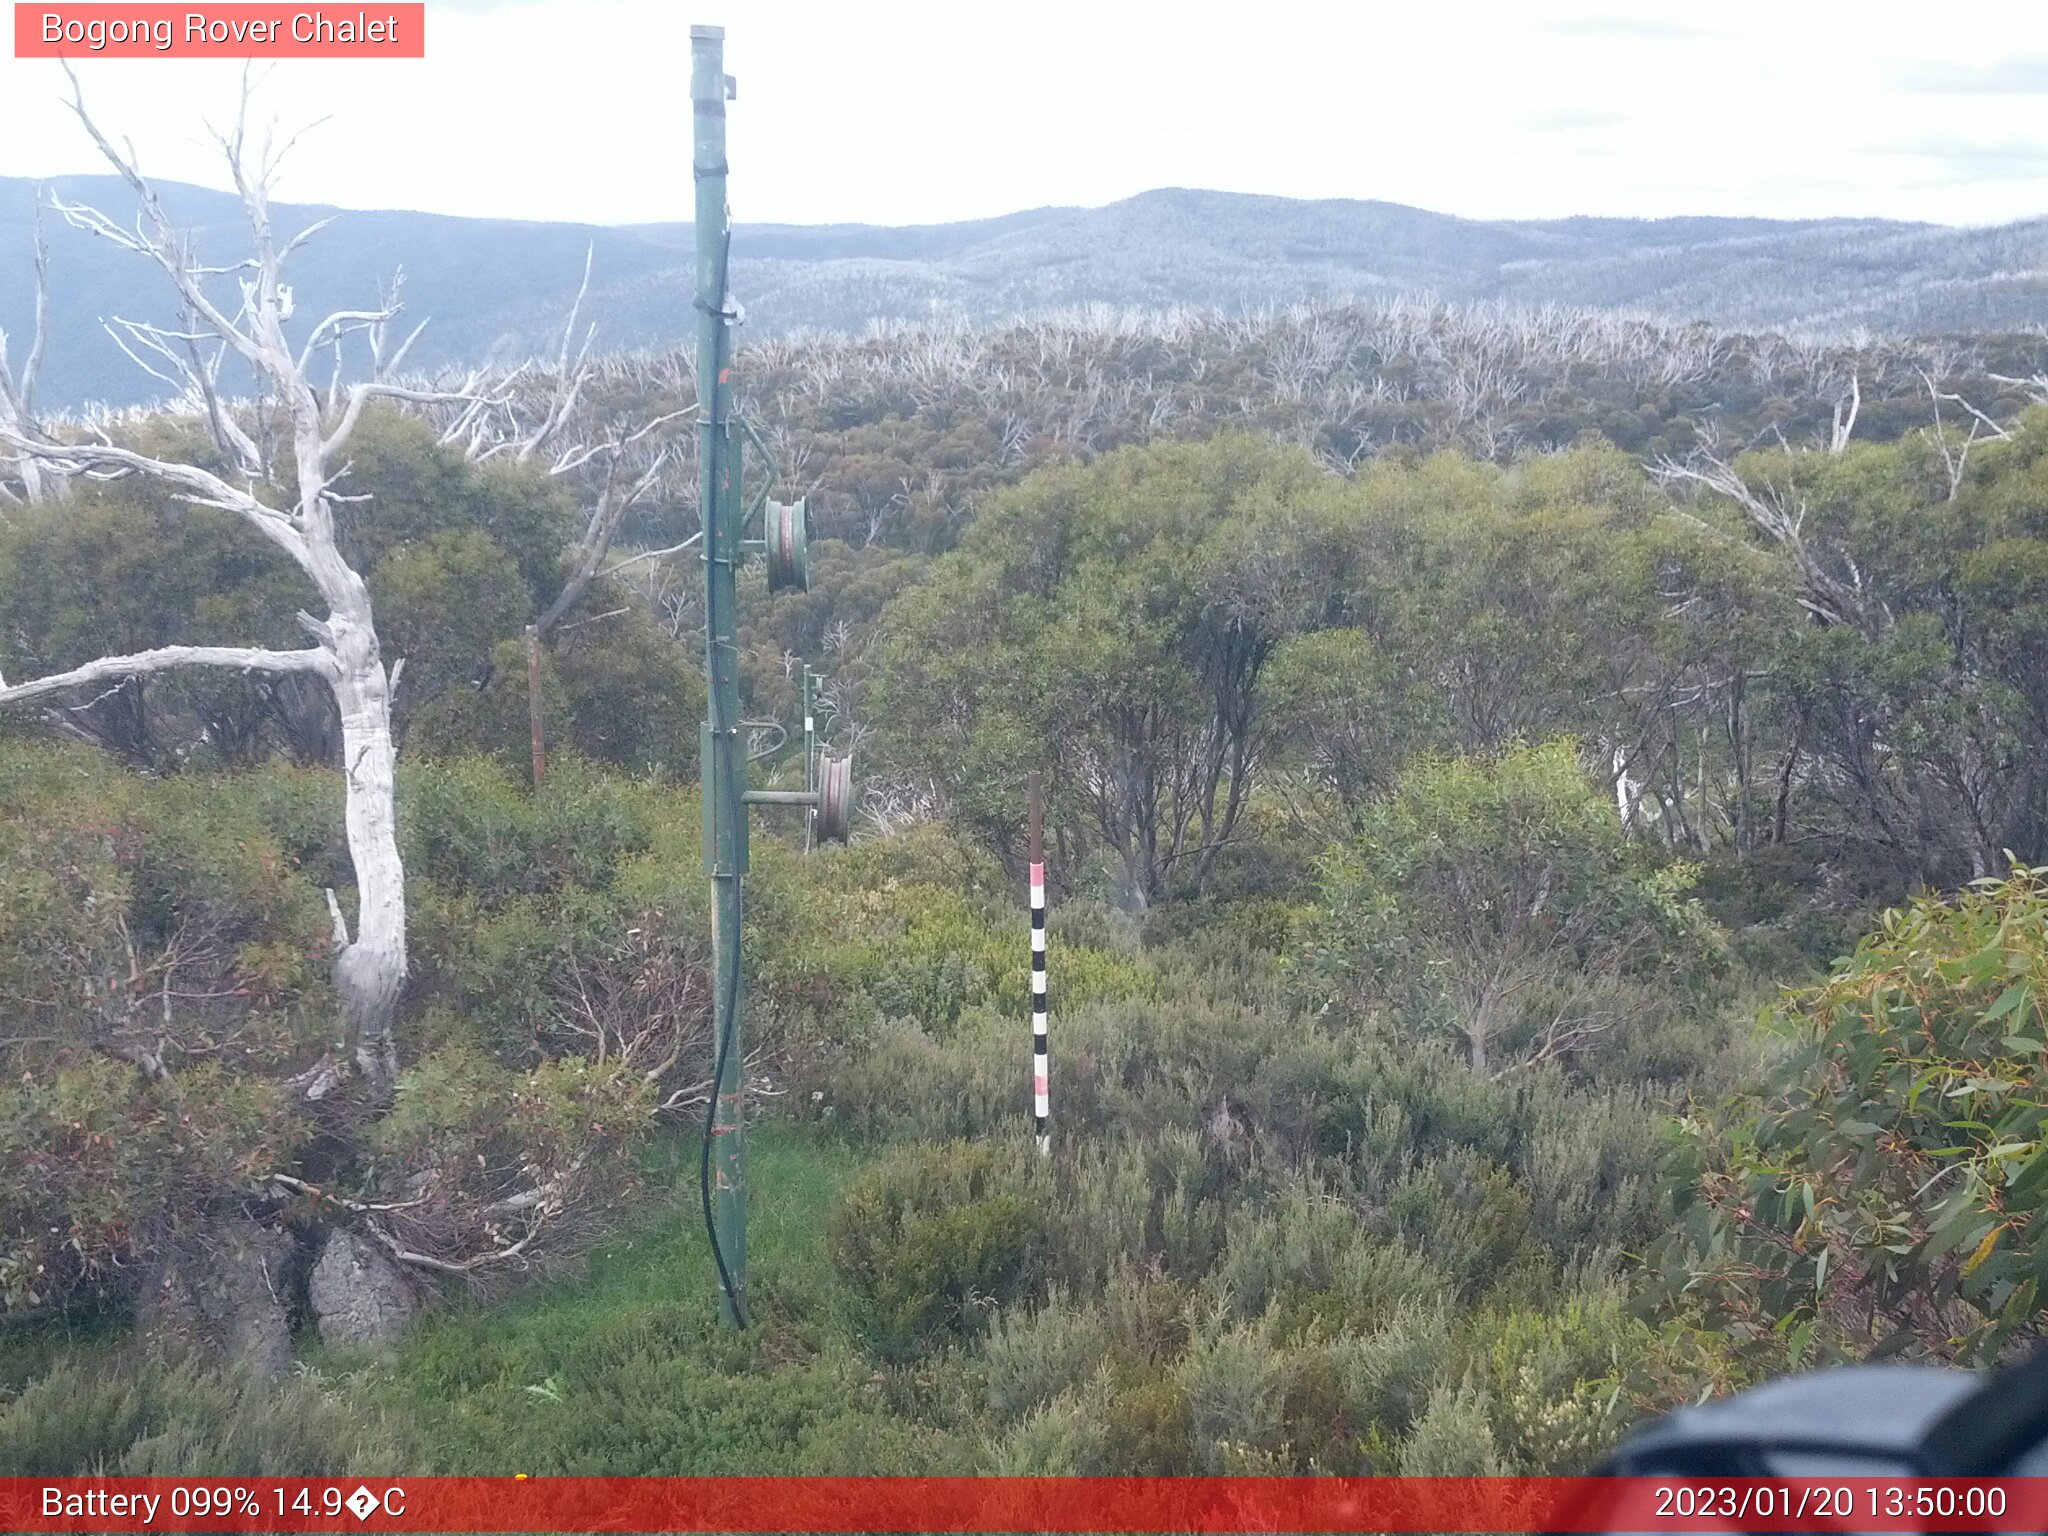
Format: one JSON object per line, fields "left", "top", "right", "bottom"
{"left": 6, "top": 1476, "right": 2048, "bottom": 1533}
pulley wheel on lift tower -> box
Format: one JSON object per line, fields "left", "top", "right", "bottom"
{"left": 816, "top": 751, "right": 853, "bottom": 843}
{"left": 767, "top": 499, "right": 809, "bottom": 593}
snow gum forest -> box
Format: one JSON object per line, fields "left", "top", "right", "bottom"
{"left": 4, "top": 95, "right": 2048, "bottom": 1479}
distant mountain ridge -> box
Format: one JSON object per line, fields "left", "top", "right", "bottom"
{"left": 4, "top": 176, "right": 2047, "bottom": 410}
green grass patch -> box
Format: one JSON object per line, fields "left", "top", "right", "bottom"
{"left": 0, "top": 1315, "right": 123, "bottom": 1397}
{"left": 358, "top": 1121, "right": 985, "bottom": 1474}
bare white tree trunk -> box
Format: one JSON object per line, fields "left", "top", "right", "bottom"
{"left": 1828, "top": 372, "right": 1859, "bottom": 455}
{"left": 1611, "top": 744, "right": 1642, "bottom": 830}
{"left": 0, "top": 198, "right": 59, "bottom": 506}
{"left": 331, "top": 644, "right": 404, "bottom": 1089}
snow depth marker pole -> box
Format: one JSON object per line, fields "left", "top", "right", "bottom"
{"left": 1029, "top": 772, "right": 1050, "bottom": 1156}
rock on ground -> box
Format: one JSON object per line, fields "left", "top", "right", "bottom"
{"left": 308, "top": 1227, "right": 419, "bottom": 1349}
{"left": 138, "top": 1217, "right": 297, "bottom": 1381}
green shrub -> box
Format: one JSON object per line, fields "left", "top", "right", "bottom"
{"left": 808, "top": 1015, "right": 1020, "bottom": 1143}
{"left": 981, "top": 1380, "right": 1110, "bottom": 1474}
{"left": 1048, "top": 1129, "right": 1228, "bottom": 1290}
{"left": 746, "top": 825, "right": 1156, "bottom": 1049}
{"left": 1667, "top": 863, "right": 2048, "bottom": 1366}
{"left": 1301, "top": 739, "right": 1720, "bottom": 1073}
{"left": 374, "top": 530, "right": 533, "bottom": 754}
{"left": 1326, "top": 1299, "right": 1455, "bottom": 1442}
{"left": 232, "top": 763, "right": 351, "bottom": 892}
{"left": 0, "top": 743, "right": 335, "bottom": 1072}
{"left": 399, "top": 760, "right": 711, "bottom": 1069}
{"left": 0, "top": 743, "right": 326, "bottom": 1316}
{"left": 1099, "top": 1372, "right": 1195, "bottom": 1474}
{"left": 1472, "top": 1293, "right": 1653, "bottom": 1473}
{"left": 419, "top": 611, "right": 700, "bottom": 780}
{"left": 1206, "top": 1181, "right": 1445, "bottom": 1337}
{"left": 1690, "top": 841, "right": 1888, "bottom": 972}
{"left": 979, "top": 1294, "right": 1113, "bottom": 1423}
{"left": 1259, "top": 1028, "right": 1513, "bottom": 1189}
{"left": 1398, "top": 1383, "right": 1504, "bottom": 1475}
{"left": 1177, "top": 1319, "right": 1289, "bottom": 1472}
{"left": 1278, "top": 1347, "right": 1362, "bottom": 1471}
{"left": 407, "top": 889, "right": 559, "bottom": 1058}
{"left": 400, "top": 754, "right": 656, "bottom": 904}
{"left": 830, "top": 1141, "right": 1045, "bottom": 1356}
{"left": 1099, "top": 1266, "right": 1194, "bottom": 1363}
{"left": 0, "top": 1356, "right": 410, "bottom": 1475}
{"left": 1, "top": 1062, "right": 297, "bottom": 1314}
{"left": 1387, "top": 1148, "right": 1543, "bottom": 1300}
{"left": 1518, "top": 1082, "right": 1667, "bottom": 1261}
{"left": 363, "top": 1046, "right": 658, "bottom": 1274}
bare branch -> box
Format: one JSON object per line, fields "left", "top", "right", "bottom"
{"left": 174, "top": 303, "right": 267, "bottom": 475}
{"left": 1919, "top": 368, "right": 2011, "bottom": 501}
{"left": 553, "top": 606, "right": 629, "bottom": 635}
{"left": 324, "top": 380, "right": 497, "bottom": 460}
{"left": 295, "top": 304, "right": 396, "bottom": 378}
{"left": 512, "top": 246, "right": 597, "bottom": 466}
{"left": 52, "top": 65, "right": 276, "bottom": 387}
{"left": 276, "top": 213, "right": 337, "bottom": 264}
{"left": 4, "top": 200, "right": 52, "bottom": 415}
{"left": 533, "top": 448, "right": 672, "bottom": 640}
{"left": 0, "top": 644, "right": 332, "bottom": 706}
{"left": 602, "top": 529, "right": 702, "bottom": 577}
{"left": 268, "top": 1172, "right": 422, "bottom": 1213}
{"left": 0, "top": 429, "right": 307, "bottom": 555}
{"left": 1651, "top": 449, "right": 1883, "bottom": 633}
{"left": 323, "top": 888, "right": 352, "bottom": 950}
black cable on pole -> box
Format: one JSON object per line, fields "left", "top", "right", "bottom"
{"left": 697, "top": 213, "right": 748, "bottom": 1330}
{"left": 700, "top": 887, "right": 748, "bottom": 1328}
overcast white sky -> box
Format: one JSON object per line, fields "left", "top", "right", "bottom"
{"left": 4, "top": 0, "right": 2048, "bottom": 228}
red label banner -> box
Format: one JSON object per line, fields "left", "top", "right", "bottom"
{"left": 13, "top": 5, "right": 425, "bottom": 57}
{"left": 3, "top": 1476, "right": 2047, "bottom": 1532}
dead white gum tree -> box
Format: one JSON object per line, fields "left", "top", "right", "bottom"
{"left": 0, "top": 198, "right": 62, "bottom": 506}
{"left": 450, "top": 253, "right": 693, "bottom": 788}
{"left": 0, "top": 72, "right": 494, "bottom": 1102}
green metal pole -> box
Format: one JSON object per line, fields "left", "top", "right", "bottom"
{"left": 802, "top": 669, "right": 816, "bottom": 853}
{"left": 692, "top": 22, "right": 748, "bottom": 1328}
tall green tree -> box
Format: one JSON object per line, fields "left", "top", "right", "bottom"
{"left": 873, "top": 434, "right": 1340, "bottom": 902}
{"left": 1350, "top": 445, "right": 1782, "bottom": 855}
{"left": 1303, "top": 740, "right": 1716, "bottom": 1072}
{"left": 1663, "top": 419, "right": 2048, "bottom": 883}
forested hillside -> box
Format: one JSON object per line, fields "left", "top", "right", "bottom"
{"left": 8, "top": 172, "right": 2048, "bottom": 408}
{"left": 6, "top": 189, "right": 2048, "bottom": 1476}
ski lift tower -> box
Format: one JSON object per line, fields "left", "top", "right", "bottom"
{"left": 692, "top": 23, "right": 853, "bottom": 1330}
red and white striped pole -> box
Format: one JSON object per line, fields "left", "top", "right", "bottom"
{"left": 1028, "top": 772, "right": 1049, "bottom": 1156}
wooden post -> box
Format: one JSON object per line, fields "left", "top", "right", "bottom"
{"left": 525, "top": 624, "right": 546, "bottom": 791}
{"left": 1028, "top": 772, "right": 1049, "bottom": 1155}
